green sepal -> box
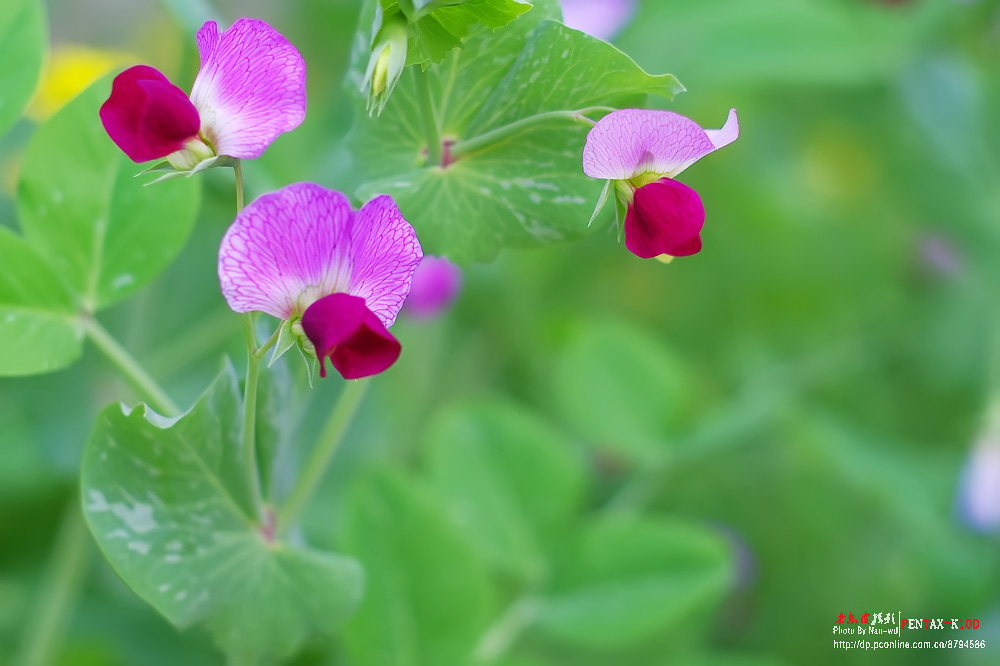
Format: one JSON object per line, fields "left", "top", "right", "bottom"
{"left": 268, "top": 319, "right": 300, "bottom": 368}
{"left": 141, "top": 155, "right": 238, "bottom": 186}
{"left": 614, "top": 190, "right": 627, "bottom": 241}
{"left": 134, "top": 160, "right": 173, "bottom": 176}
{"left": 296, "top": 340, "right": 320, "bottom": 388}
{"left": 589, "top": 179, "right": 612, "bottom": 228}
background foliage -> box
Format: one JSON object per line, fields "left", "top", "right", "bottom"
{"left": 1, "top": 0, "right": 999, "bottom": 664}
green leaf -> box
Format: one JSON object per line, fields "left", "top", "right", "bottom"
{"left": 424, "top": 399, "right": 586, "bottom": 581}
{"left": 535, "top": 516, "right": 733, "bottom": 649}
{"left": 81, "top": 364, "right": 363, "bottom": 661}
{"left": 342, "top": 467, "right": 496, "bottom": 666}
{"left": 464, "top": 21, "right": 682, "bottom": 135}
{"left": 390, "top": 0, "right": 532, "bottom": 66}
{"left": 0, "top": 227, "right": 83, "bottom": 376}
{"left": 18, "top": 77, "right": 202, "bottom": 313}
{"left": 551, "top": 318, "right": 688, "bottom": 463}
{"left": 349, "top": 2, "right": 681, "bottom": 263}
{"left": 0, "top": 0, "right": 45, "bottom": 137}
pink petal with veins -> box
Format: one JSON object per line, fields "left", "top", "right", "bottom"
{"left": 583, "top": 108, "right": 739, "bottom": 180}
{"left": 218, "top": 183, "right": 352, "bottom": 319}
{"left": 190, "top": 18, "right": 306, "bottom": 159}
{"left": 348, "top": 195, "right": 423, "bottom": 328}
{"left": 625, "top": 178, "right": 704, "bottom": 259}
{"left": 99, "top": 65, "right": 200, "bottom": 162}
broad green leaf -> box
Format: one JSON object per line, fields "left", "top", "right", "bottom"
{"left": 82, "top": 364, "right": 363, "bottom": 661}
{"left": 18, "top": 77, "right": 201, "bottom": 313}
{"left": 465, "top": 20, "right": 683, "bottom": 135}
{"left": 0, "top": 0, "right": 45, "bottom": 137}
{"left": 551, "top": 318, "right": 688, "bottom": 463}
{"left": 349, "top": 1, "right": 681, "bottom": 263}
{"left": 386, "top": 0, "right": 531, "bottom": 66}
{"left": 342, "top": 467, "right": 496, "bottom": 666}
{"left": 424, "top": 399, "right": 586, "bottom": 581}
{"left": 535, "top": 516, "right": 733, "bottom": 649}
{"left": 0, "top": 227, "right": 83, "bottom": 376}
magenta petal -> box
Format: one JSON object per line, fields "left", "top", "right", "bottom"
{"left": 99, "top": 65, "right": 201, "bottom": 162}
{"left": 302, "top": 293, "right": 402, "bottom": 380}
{"left": 625, "top": 178, "right": 705, "bottom": 259}
{"left": 189, "top": 18, "right": 307, "bottom": 160}
{"left": 404, "top": 255, "right": 463, "bottom": 319}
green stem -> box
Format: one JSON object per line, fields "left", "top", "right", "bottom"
{"left": 254, "top": 325, "right": 282, "bottom": 361}
{"left": 83, "top": 316, "right": 180, "bottom": 416}
{"left": 416, "top": 74, "right": 443, "bottom": 167}
{"left": 234, "top": 160, "right": 245, "bottom": 212}
{"left": 13, "top": 499, "right": 93, "bottom": 666}
{"left": 232, "top": 161, "right": 267, "bottom": 521}
{"left": 277, "top": 379, "right": 370, "bottom": 532}
{"left": 242, "top": 313, "right": 265, "bottom": 520}
{"left": 473, "top": 596, "right": 540, "bottom": 662}
{"left": 450, "top": 107, "right": 613, "bottom": 160}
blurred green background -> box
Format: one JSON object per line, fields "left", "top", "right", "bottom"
{"left": 2, "top": 0, "right": 1000, "bottom": 664}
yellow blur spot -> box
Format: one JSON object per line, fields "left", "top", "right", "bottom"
{"left": 654, "top": 254, "right": 675, "bottom": 264}
{"left": 27, "top": 46, "right": 135, "bottom": 122}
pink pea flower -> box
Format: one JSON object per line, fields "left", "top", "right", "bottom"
{"left": 218, "top": 183, "right": 422, "bottom": 380}
{"left": 404, "top": 255, "right": 463, "bottom": 319}
{"left": 100, "top": 18, "right": 306, "bottom": 174}
{"left": 560, "top": 0, "right": 636, "bottom": 41}
{"left": 583, "top": 108, "right": 739, "bottom": 260}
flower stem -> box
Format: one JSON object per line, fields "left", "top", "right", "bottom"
{"left": 242, "top": 313, "right": 265, "bottom": 521}
{"left": 416, "top": 74, "right": 443, "bottom": 167}
{"left": 277, "top": 379, "right": 369, "bottom": 533}
{"left": 82, "top": 316, "right": 180, "bottom": 416}
{"left": 232, "top": 161, "right": 268, "bottom": 521}
{"left": 473, "top": 596, "right": 540, "bottom": 662}
{"left": 13, "top": 499, "right": 93, "bottom": 666}
{"left": 449, "top": 107, "right": 613, "bottom": 160}
{"left": 233, "top": 160, "right": 245, "bottom": 212}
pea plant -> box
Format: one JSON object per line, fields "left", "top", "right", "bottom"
{"left": 1, "top": 0, "right": 739, "bottom": 663}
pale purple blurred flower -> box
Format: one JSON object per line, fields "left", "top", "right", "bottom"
{"left": 958, "top": 433, "right": 1000, "bottom": 532}
{"left": 583, "top": 108, "right": 739, "bottom": 259}
{"left": 218, "top": 183, "right": 422, "bottom": 379}
{"left": 404, "top": 255, "right": 463, "bottom": 319}
{"left": 919, "top": 234, "right": 962, "bottom": 278}
{"left": 560, "top": 0, "right": 636, "bottom": 41}
{"left": 101, "top": 18, "right": 306, "bottom": 167}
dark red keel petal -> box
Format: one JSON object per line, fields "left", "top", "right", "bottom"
{"left": 301, "top": 293, "right": 402, "bottom": 380}
{"left": 99, "top": 65, "right": 201, "bottom": 163}
{"left": 625, "top": 178, "right": 706, "bottom": 259}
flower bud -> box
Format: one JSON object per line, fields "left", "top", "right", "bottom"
{"left": 362, "top": 12, "right": 409, "bottom": 116}
{"left": 166, "top": 136, "right": 216, "bottom": 171}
